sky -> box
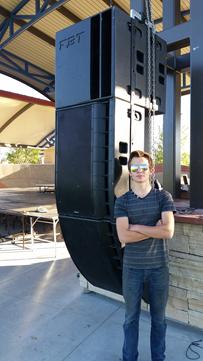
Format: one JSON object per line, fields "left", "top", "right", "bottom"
{"left": 180, "top": 94, "right": 190, "bottom": 153}
{"left": 0, "top": 73, "right": 48, "bottom": 99}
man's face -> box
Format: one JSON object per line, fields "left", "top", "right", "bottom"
{"left": 129, "top": 157, "right": 151, "bottom": 184}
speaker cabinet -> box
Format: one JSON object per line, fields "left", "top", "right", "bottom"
{"left": 59, "top": 216, "right": 123, "bottom": 294}
{"left": 55, "top": 6, "right": 167, "bottom": 299}
{"left": 56, "top": 6, "right": 166, "bottom": 114}
{"left": 56, "top": 98, "right": 133, "bottom": 219}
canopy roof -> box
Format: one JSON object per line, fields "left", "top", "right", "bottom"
{"left": 0, "top": 0, "right": 190, "bottom": 100}
{"left": 0, "top": 90, "right": 55, "bottom": 148}
{"left": 0, "top": 1, "right": 190, "bottom": 148}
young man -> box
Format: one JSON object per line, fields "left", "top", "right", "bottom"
{"left": 114, "top": 150, "right": 175, "bottom": 361}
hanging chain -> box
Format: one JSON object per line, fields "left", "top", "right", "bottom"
{"left": 144, "top": 0, "right": 156, "bottom": 185}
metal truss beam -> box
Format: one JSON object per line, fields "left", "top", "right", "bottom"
{"left": 0, "top": 0, "right": 70, "bottom": 50}
{"left": 0, "top": 49, "right": 55, "bottom": 98}
{"left": 155, "top": 10, "right": 190, "bottom": 25}
{"left": 161, "top": 0, "right": 203, "bottom": 208}
{"left": 0, "top": 1, "right": 82, "bottom": 49}
{"left": 167, "top": 53, "right": 190, "bottom": 71}
{"left": 176, "top": 53, "right": 190, "bottom": 71}
{"left": 0, "top": 5, "right": 55, "bottom": 47}
{"left": 36, "top": 130, "right": 55, "bottom": 148}
{"left": 159, "top": 21, "right": 191, "bottom": 51}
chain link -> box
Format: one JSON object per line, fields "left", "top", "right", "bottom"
{"left": 144, "top": 0, "right": 156, "bottom": 185}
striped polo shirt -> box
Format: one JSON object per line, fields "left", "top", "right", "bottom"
{"left": 114, "top": 188, "right": 175, "bottom": 269}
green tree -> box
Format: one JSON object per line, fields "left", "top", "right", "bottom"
{"left": 6, "top": 148, "right": 41, "bottom": 164}
{"left": 154, "top": 128, "right": 190, "bottom": 166}
{"left": 181, "top": 152, "right": 190, "bottom": 166}
{"left": 154, "top": 130, "right": 163, "bottom": 164}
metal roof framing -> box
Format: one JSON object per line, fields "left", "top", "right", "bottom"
{"left": 151, "top": 0, "right": 203, "bottom": 208}
{"left": 154, "top": 9, "right": 190, "bottom": 25}
{"left": 160, "top": 20, "right": 191, "bottom": 52}
{"left": 3, "top": 0, "right": 203, "bottom": 208}
{"left": 0, "top": 49, "right": 55, "bottom": 98}
{"left": 36, "top": 130, "right": 55, "bottom": 148}
{"left": 0, "top": 0, "right": 71, "bottom": 50}
{"left": 0, "top": 0, "right": 190, "bottom": 98}
{"left": 0, "top": 4, "right": 55, "bottom": 47}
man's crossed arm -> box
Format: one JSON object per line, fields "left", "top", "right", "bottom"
{"left": 116, "top": 211, "right": 174, "bottom": 245}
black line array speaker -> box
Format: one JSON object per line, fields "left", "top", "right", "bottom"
{"left": 56, "top": 6, "right": 166, "bottom": 113}
{"left": 56, "top": 98, "right": 129, "bottom": 294}
{"left": 55, "top": 6, "right": 167, "bottom": 296}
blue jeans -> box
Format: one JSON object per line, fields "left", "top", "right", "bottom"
{"left": 122, "top": 265, "right": 169, "bottom": 361}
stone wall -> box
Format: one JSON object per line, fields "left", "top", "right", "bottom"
{"left": 166, "top": 222, "right": 203, "bottom": 329}
{"left": 0, "top": 164, "right": 54, "bottom": 188}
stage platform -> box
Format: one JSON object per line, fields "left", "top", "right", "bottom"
{"left": 0, "top": 188, "right": 59, "bottom": 257}
{"left": 0, "top": 187, "right": 56, "bottom": 214}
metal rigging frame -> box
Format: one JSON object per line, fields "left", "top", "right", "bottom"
{"left": 132, "top": 0, "right": 202, "bottom": 209}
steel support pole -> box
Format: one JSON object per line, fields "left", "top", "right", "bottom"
{"left": 190, "top": 0, "right": 203, "bottom": 207}
{"left": 162, "top": 0, "right": 181, "bottom": 197}
{"left": 163, "top": 69, "right": 181, "bottom": 196}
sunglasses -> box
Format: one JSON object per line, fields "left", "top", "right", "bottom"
{"left": 130, "top": 164, "right": 149, "bottom": 173}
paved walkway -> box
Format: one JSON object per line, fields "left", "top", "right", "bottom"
{"left": 0, "top": 241, "right": 202, "bottom": 361}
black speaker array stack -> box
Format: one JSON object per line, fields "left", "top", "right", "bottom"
{"left": 55, "top": 7, "right": 166, "bottom": 294}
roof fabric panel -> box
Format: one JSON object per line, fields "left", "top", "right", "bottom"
{"left": 0, "top": 92, "right": 55, "bottom": 147}
{"left": 0, "top": 97, "right": 27, "bottom": 127}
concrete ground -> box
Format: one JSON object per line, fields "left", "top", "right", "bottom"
{"left": 0, "top": 240, "right": 203, "bottom": 361}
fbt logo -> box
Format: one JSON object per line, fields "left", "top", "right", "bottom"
{"left": 59, "top": 31, "right": 84, "bottom": 50}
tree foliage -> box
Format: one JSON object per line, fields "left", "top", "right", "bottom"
{"left": 154, "top": 131, "right": 163, "bottom": 164}
{"left": 154, "top": 128, "right": 190, "bottom": 166}
{"left": 6, "top": 148, "right": 41, "bottom": 164}
{"left": 181, "top": 152, "right": 190, "bottom": 166}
